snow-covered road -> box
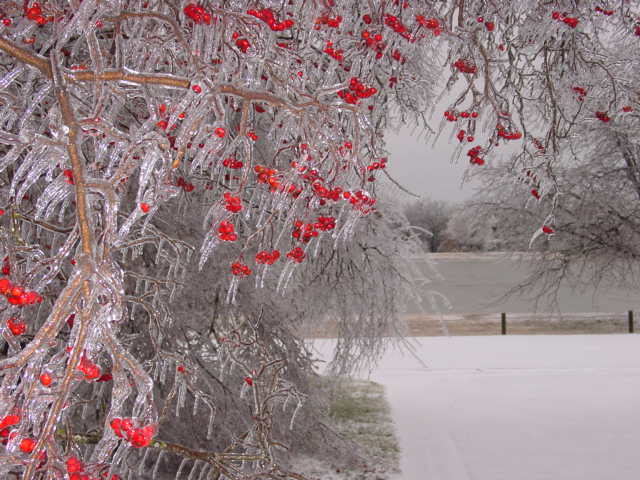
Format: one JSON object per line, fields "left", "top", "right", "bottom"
{"left": 313, "top": 335, "right": 640, "bottom": 480}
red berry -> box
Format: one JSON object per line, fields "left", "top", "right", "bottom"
{"left": 39, "top": 373, "right": 52, "bottom": 386}
{"left": 214, "top": 127, "right": 226, "bottom": 138}
{"left": 139, "top": 203, "right": 150, "bottom": 213}
{"left": 19, "top": 438, "right": 36, "bottom": 453}
{"left": 0, "top": 278, "right": 11, "bottom": 294}
{"left": 191, "top": 84, "right": 202, "bottom": 94}
{"left": 7, "top": 318, "right": 26, "bottom": 336}
{"left": 66, "top": 456, "right": 84, "bottom": 473}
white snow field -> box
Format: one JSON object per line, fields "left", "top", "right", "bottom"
{"left": 312, "top": 335, "right": 640, "bottom": 480}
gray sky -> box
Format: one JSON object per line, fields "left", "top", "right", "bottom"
{"left": 384, "top": 126, "right": 478, "bottom": 203}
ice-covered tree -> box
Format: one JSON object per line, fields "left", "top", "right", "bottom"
{"left": 0, "top": 1, "right": 638, "bottom": 479}
{"left": 403, "top": 198, "right": 452, "bottom": 252}
{"left": 458, "top": 3, "right": 640, "bottom": 300}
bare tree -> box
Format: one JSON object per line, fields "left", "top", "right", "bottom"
{"left": 403, "top": 198, "right": 452, "bottom": 252}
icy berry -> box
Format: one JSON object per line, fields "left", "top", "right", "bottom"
{"left": 39, "top": 373, "right": 52, "bottom": 387}
{"left": 19, "top": 438, "right": 36, "bottom": 453}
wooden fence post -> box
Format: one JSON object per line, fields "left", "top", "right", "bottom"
{"left": 501, "top": 312, "right": 507, "bottom": 335}
{"left": 629, "top": 310, "right": 634, "bottom": 334}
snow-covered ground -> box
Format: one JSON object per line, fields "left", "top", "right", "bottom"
{"left": 312, "top": 335, "right": 640, "bottom": 479}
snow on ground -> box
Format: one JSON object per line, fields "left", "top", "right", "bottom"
{"left": 312, "top": 335, "right": 640, "bottom": 480}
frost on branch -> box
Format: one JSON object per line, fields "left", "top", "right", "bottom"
{"left": 2, "top": 0, "right": 637, "bottom": 478}
{"left": 0, "top": 0, "right": 442, "bottom": 478}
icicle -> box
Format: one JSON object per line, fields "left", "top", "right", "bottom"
{"left": 198, "top": 235, "right": 219, "bottom": 271}
{"left": 198, "top": 465, "right": 212, "bottom": 480}
{"left": 225, "top": 276, "right": 240, "bottom": 304}
{"left": 312, "top": 237, "right": 322, "bottom": 258}
{"left": 187, "top": 461, "right": 202, "bottom": 480}
{"left": 192, "top": 392, "right": 199, "bottom": 417}
{"left": 176, "top": 377, "right": 187, "bottom": 415}
{"left": 175, "top": 458, "right": 189, "bottom": 480}
{"left": 0, "top": 65, "right": 24, "bottom": 91}
{"left": 152, "top": 450, "right": 165, "bottom": 480}
{"left": 206, "top": 404, "right": 216, "bottom": 440}
{"left": 289, "top": 400, "right": 303, "bottom": 430}
{"left": 18, "top": 82, "right": 51, "bottom": 132}
{"left": 137, "top": 448, "right": 151, "bottom": 476}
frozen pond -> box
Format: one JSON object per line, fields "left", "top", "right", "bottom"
{"left": 312, "top": 335, "right": 640, "bottom": 480}
{"left": 407, "top": 253, "right": 640, "bottom": 314}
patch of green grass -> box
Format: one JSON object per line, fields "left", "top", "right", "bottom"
{"left": 324, "top": 378, "right": 400, "bottom": 470}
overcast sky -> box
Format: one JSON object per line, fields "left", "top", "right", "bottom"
{"left": 384, "top": 126, "right": 478, "bottom": 204}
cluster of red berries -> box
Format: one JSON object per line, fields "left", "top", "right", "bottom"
{"left": 552, "top": 11, "right": 579, "bottom": 28}
{"left": 366, "top": 158, "right": 388, "bottom": 171}
{"left": 7, "top": 317, "right": 26, "bottom": 336}
{"left": 0, "top": 278, "right": 43, "bottom": 306}
{"left": 0, "top": 414, "right": 20, "bottom": 446}
{"left": 78, "top": 354, "right": 101, "bottom": 381}
{"left": 391, "top": 49, "right": 406, "bottom": 63}
{"left": 315, "top": 14, "right": 342, "bottom": 28}
{"left": 595, "top": 111, "right": 611, "bottom": 122}
{"left": 444, "top": 110, "right": 479, "bottom": 122}
{"left": 456, "top": 130, "right": 474, "bottom": 143}
{"left": 324, "top": 41, "right": 344, "bottom": 61}
{"left": 231, "top": 261, "right": 251, "bottom": 277}
{"left": 110, "top": 418, "right": 155, "bottom": 448}
{"left": 236, "top": 37, "right": 251, "bottom": 53}
{"left": 415, "top": 15, "right": 442, "bottom": 36}
{"left": 0, "top": 420, "right": 37, "bottom": 453}
{"left": 176, "top": 177, "right": 195, "bottom": 192}
{"left": 183, "top": 4, "right": 212, "bottom": 24}
{"left": 344, "top": 190, "right": 376, "bottom": 213}
{"left": 218, "top": 221, "right": 237, "bottom": 241}
{"left": 247, "top": 131, "right": 258, "bottom": 141}
{"left": 337, "top": 77, "right": 377, "bottom": 105}
{"left": 64, "top": 455, "right": 122, "bottom": 480}
{"left": 63, "top": 169, "right": 75, "bottom": 184}
{"left": 316, "top": 216, "right": 336, "bottom": 231}
{"left": 573, "top": 86, "right": 587, "bottom": 101}
{"left": 286, "top": 247, "right": 305, "bottom": 263}
{"left": 223, "top": 192, "right": 242, "bottom": 213}
{"left": 476, "top": 16, "right": 495, "bottom": 31}
{"left": 247, "top": 8, "right": 294, "bottom": 31}
{"left": 292, "top": 221, "right": 319, "bottom": 243}
{"left": 254, "top": 165, "right": 280, "bottom": 190}
{"left": 25, "top": 3, "right": 51, "bottom": 26}
{"left": 256, "top": 250, "right": 280, "bottom": 265}
{"left": 139, "top": 203, "right": 151, "bottom": 213}
{"left": 594, "top": 7, "right": 615, "bottom": 16}
{"left": 384, "top": 14, "right": 411, "bottom": 40}
{"left": 223, "top": 157, "right": 243, "bottom": 169}
{"left": 467, "top": 146, "right": 485, "bottom": 166}
{"left": 453, "top": 59, "right": 477, "bottom": 74}
{"left": 361, "top": 31, "right": 386, "bottom": 59}
{"left": 496, "top": 125, "right": 523, "bottom": 140}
